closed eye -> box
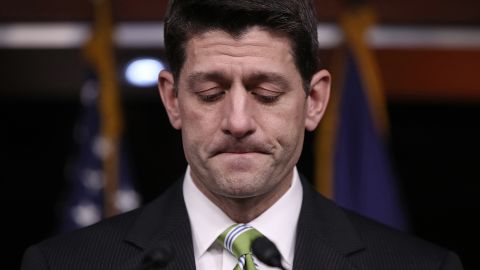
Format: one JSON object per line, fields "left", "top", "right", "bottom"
{"left": 251, "top": 89, "right": 282, "bottom": 104}
{"left": 197, "top": 88, "right": 225, "bottom": 103}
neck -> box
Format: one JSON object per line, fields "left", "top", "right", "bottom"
{"left": 214, "top": 192, "right": 284, "bottom": 223}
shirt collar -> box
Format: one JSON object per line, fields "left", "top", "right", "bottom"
{"left": 183, "top": 167, "right": 234, "bottom": 261}
{"left": 183, "top": 166, "right": 303, "bottom": 267}
{"left": 249, "top": 168, "right": 302, "bottom": 267}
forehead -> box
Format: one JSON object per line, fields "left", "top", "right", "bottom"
{"left": 181, "top": 27, "right": 298, "bottom": 77}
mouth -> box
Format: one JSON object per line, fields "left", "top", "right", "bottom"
{"left": 214, "top": 151, "right": 265, "bottom": 157}
{"left": 218, "top": 151, "right": 262, "bottom": 156}
{"left": 210, "top": 145, "right": 272, "bottom": 158}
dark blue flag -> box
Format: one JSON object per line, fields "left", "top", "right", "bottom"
{"left": 333, "top": 51, "right": 407, "bottom": 230}
{"left": 315, "top": 6, "right": 408, "bottom": 231}
{"left": 59, "top": 76, "right": 140, "bottom": 232}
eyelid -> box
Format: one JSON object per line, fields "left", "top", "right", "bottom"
{"left": 197, "top": 85, "right": 222, "bottom": 92}
{"left": 196, "top": 86, "right": 225, "bottom": 102}
{"left": 193, "top": 80, "right": 222, "bottom": 91}
{"left": 250, "top": 88, "right": 283, "bottom": 103}
{"left": 251, "top": 86, "right": 282, "bottom": 95}
{"left": 248, "top": 79, "right": 285, "bottom": 92}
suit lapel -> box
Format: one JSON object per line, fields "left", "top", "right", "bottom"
{"left": 117, "top": 176, "right": 366, "bottom": 270}
{"left": 121, "top": 179, "right": 196, "bottom": 270}
{"left": 293, "top": 178, "right": 365, "bottom": 270}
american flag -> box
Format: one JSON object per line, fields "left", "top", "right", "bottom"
{"left": 59, "top": 75, "right": 140, "bottom": 232}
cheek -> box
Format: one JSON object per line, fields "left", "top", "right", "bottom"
{"left": 180, "top": 112, "right": 210, "bottom": 165}
{"left": 270, "top": 98, "right": 306, "bottom": 130}
{"left": 179, "top": 103, "right": 220, "bottom": 147}
{"left": 260, "top": 105, "right": 306, "bottom": 147}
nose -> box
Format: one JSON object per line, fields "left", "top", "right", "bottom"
{"left": 221, "top": 85, "right": 256, "bottom": 139}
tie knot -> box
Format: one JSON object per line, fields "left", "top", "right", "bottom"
{"left": 217, "top": 224, "right": 263, "bottom": 259}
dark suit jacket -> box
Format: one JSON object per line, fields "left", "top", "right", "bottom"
{"left": 21, "top": 178, "right": 463, "bottom": 270}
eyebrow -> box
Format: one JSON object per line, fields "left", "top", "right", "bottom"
{"left": 187, "top": 71, "right": 230, "bottom": 90}
{"left": 187, "top": 71, "right": 291, "bottom": 91}
{"left": 244, "top": 72, "right": 291, "bottom": 90}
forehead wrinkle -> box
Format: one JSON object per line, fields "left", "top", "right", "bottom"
{"left": 182, "top": 29, "right": 300, "bottom": 91}
{"left": 186, "top": 69, "right": 292, "bottom": 91}
{"left": 189, "top": 29, "right": 295, "bottom": 59}
{"left": 194, "top": 43, "right": 288, "bottom": 61}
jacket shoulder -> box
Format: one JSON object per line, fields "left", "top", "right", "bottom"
{"left": 299, "top": 180, "right": 463, "bottom": 270}
{"left": 343, "top": 209, "right": 463, "bottom": 269}
{"left": 21, "top": 180, "right": 187, "bottom": 270}
{"left": 22, "top": 209, "right": 142, "bottom": 270}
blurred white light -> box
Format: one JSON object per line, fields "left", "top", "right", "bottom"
{"left": 125, "top": 58, "right": 165, "bottom": 87}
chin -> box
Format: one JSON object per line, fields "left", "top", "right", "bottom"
{"left": 212, "top": 152, "right": 270, "bottom": 173}
{"left": 219, "top": 187, "right": 262, "bottom": 199}
{"left": 214, "top": 173, "right": 269, "bottom": 198}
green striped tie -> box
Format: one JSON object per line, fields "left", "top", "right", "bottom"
{"left": 217, "top": 224, "right": 263, "bottom": 270}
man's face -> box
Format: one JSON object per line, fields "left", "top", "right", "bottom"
{"left": 159, "top": 27, "right": 329, "bottom": 201}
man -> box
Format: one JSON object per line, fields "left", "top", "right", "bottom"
{"left": 22, "top": 0, "right": 463, "bottom": 269}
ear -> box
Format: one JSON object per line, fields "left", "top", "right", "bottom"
{"left": 158, "top": 70, "right": 182, "bottom": 129}
{"left": 305, "top": 69, "right": 331, "bottom": 131}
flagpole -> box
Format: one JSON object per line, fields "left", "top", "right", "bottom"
{"left": 339, "top": 3, "right": 390, "bottom": 136}
{"left": 83, "top": 0, "right": 122, "bottom": 218}
{"left": 315, "top": 0, "right": 389, "bottom": 197}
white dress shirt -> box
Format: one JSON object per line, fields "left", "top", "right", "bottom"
{"left": 183, "top": 166, "right": 303, "bottom": 270}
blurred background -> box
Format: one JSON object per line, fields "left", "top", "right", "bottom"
{"left": 1, "top": 0, "right": 479, "bottom": 269}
